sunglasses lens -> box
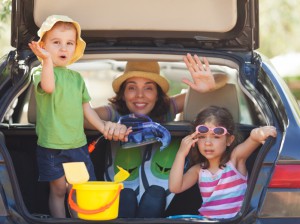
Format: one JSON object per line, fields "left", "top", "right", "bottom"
{"left": 198, "top": 125, "right": 209, "bottom": 134}
{"left": 213, "top": 127, "right": 225, "bottom": 135}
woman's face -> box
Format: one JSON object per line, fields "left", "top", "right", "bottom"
{"left": 123, "top": 77, "right": 158, "bottom": 115}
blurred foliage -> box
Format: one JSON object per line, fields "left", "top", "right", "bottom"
{"left": 0, "top": 0, "right": 12, "bottom": 55}
{"left": 284, "top": 76, "right": 300, "bottom": 99}
{"left": 168, "top": 80, "right": 187, "bottom": 97}
{"left": 259, "top": 0, "right": 300, "bottom": 58}
{"left": 0, "top": 0, "right": 11, "bottom": 22}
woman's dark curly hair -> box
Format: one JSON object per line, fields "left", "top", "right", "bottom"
{"left": 188, "top": 105, "right": 240, "bottom": 169}
{"left": 108, "top": 80, "right": 170, "bottom": 122}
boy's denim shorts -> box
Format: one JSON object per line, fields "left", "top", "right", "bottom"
{"left": 36, "top": 144, "right": 96, "bottom": 182}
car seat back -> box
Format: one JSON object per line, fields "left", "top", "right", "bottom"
{"left": 183, "top": 83, "right": 240, "bottom": 123}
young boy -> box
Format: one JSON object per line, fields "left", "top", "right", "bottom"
{"left": 28, "top": 15, "right": 131, "bottom": 218}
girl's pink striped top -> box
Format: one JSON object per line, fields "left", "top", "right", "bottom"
{"left": 198, "top": 161, "right": 247, "bottom": 219}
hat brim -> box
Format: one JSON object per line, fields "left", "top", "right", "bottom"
{"left": 37, "top": 15, "right": 86, "bottom": 65}
{"left": 112, "top": 71, "right": 170, "bottom": 93}
{"left": 112, "top": 71, "right": 229, "bottom": 94}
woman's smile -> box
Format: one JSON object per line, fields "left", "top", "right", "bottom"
{"left": 134, "top": 102, "right": 147, "bottom": 108}
{"left": 124, "top": 77, "right": 158, "bottom": 114}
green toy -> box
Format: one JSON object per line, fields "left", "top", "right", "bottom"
{"left": 114, "top": 147, "right": 142, "bottom": 181}
{"left": 150, "top": 138, "right": 180, "bottom": 179}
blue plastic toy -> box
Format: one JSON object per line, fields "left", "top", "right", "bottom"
{"left": 118, "top": 113, "right": 171, "bottom": 150}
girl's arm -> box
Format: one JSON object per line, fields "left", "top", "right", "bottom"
{"left": 231, "top": 126, "right": 277, "bottom": 175}
{"left": 83, "top": 103, "right": 131, "bottom": 142}
{"left": 169, "top": 131, "right": 199, "bottom": 193}
{"left": 28, "top": 41, "right": 55, "bottom": 93}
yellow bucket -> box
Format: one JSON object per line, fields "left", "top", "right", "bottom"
{"left": 69, "top": 181, "right": 123, "bottom": 220}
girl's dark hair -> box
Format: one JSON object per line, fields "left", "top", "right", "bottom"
{"left": 108, "top": 81, "right": 170, "bottom": 122}
{"left": 189, "top": 105, "right": 239, "bottom": 169}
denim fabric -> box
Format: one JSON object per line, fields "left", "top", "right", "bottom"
{"left": 36, "top": 144, "right": 96, "bottom": 182}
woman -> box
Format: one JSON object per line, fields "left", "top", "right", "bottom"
{"left": 88, "top": 53, "right": 228, "bottom": 124}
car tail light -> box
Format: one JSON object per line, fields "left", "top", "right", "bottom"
{"left": 269, "top": 164, "right": 300, "bottom": 188}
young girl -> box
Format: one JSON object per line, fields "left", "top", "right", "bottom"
{"left": 169, "top": 106, "right": 277, "bottom": 219}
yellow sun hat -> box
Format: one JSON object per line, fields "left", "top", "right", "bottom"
{"left": 112, "top": 61, "right": 229, "bottom": 94}
{"left": 37, "top": 15, "right": 86, "bottom": 65}
{"left": 112, "top": 61, "right": 170, "bottom": 93}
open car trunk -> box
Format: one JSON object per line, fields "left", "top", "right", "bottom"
{"left": 0, "top": 53, "right": 275, "bottom": 223}
{"left": 2, "top": 115, "right": 260, "bottom": 222}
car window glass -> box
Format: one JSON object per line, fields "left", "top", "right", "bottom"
{"left": 71, "top": 60, "right": 253, "bottom": 125}
{"left": 12, "top": 59, "right": 253, "bottom": 125}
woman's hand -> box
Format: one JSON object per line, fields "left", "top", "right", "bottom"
{"left": 182, "top": 53, "right": 216, "bottom": 93}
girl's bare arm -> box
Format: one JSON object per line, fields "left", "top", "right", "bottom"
{"left": 231, "top": 126, "right": 277, "bottom": 175}
{"left": 169, "top": 131, "right": 199, "bottom": 193}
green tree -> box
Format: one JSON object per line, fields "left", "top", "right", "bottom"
{"left": 0, "top": 0, "right": 11, "bottom": 21}
{"left": 0, "top": 0, "right": 12, "bottom": 56}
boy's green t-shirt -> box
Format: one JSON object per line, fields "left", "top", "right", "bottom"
{"left": 32, "top": 66, "right": 91, "bottom": 149}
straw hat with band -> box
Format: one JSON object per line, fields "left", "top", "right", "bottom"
{"left": 37, "top": 15, "right": 86, "bottom": 65}
{"left": 112, "top": 61, "right": 229, "bottom": 94}
{"left": 112, "top": 61, "right": 169, "bottom": 93}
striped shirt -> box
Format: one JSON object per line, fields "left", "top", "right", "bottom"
{"left": 198, "top": 161, "right": 247, "bottom": 219}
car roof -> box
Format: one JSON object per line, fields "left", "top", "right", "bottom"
{"left": 12, "top": 0, "right": 258, "bottom": 51}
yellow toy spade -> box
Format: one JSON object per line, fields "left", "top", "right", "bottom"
{"left": 113, "top": 165, "right": 130, "bottom": 183}
{"left": 63, "top": 162, "right": 130, "bottom": 184}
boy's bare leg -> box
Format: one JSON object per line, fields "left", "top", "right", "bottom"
{"left": 49, "top": 176, "right": 67, "bottom": 218}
